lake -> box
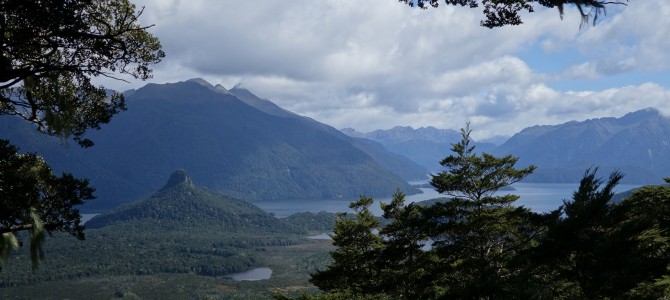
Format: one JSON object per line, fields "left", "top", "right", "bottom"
{"left": 81, "top": 182, "right": 644, "bottom": 221}
{"left": 254, "top": 182, "right": 643, "bottom": 217}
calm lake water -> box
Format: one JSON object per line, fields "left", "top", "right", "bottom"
{"left": 254, "top": 182, "right": 643, "bottom": 217}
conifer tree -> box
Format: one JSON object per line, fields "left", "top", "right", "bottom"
{"left": 426, "top": 123, "right": 539, "bottom": 298}
{"left": 377, "top": 190, "right": 431, "bottom": 299}
{"left": 310, "top": 196, "right": 383, "bottom": 295}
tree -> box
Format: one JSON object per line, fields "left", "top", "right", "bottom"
{"left": 614, "top": 179, "right": 670, "bottom": 297}
{"left": 309, "top": 125, "right": 541, "bottom": 299}
{"left": 398, "top": 0, "right": 630, "bottom": 28}
{"left": 376, "top": 190, "right": 431, "bottom": 299}
{"left": 425, "top": 123, "right": 540, "bottom": 298}
{"left": 307, "top": 127, "right": 670, "bottom": 299}
{"left": 310, "top": 196, "right": 383, "bottom": 296}
{"left": 309, "top": 192, "right": 430, "bottom": 300}
{"left": 0, "top": 0, "right": 163, "bottom": 267}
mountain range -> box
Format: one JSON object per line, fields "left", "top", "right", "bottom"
{"left": 495, "top": 107, "right": 670, "bottom": 184}
{"left": 343, "top": 108, "right": 670, "bottom": 184}
{"left": 0, "top": 79, "right": 423, "bottom": 211}
{"left": 4, "top": 77, "right": 668, "bottom": 212}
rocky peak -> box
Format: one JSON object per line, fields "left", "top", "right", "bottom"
{"left": 161, "top": 169, "right": 193, "bottom": 190}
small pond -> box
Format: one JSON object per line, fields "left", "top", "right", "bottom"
{"left": 225, "top": 267, "right": 272, "bottom": 281}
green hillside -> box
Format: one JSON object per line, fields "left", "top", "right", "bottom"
{"left": 0, "top": 170, "right": 307, "bottom": 287}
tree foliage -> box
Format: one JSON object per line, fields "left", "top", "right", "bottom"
{"left": 1, "top": 0, "right": 164, "bottom": 147}
{"left": 424, "top": 124, "right": 539, "bottom": 298}
{"left": 398, "top": 0, "right": 630, "bottom": 28}
{"left": 532, "top": 170, "right": 670, "bottom": 298}
{"left": 431, "top": 123, "right": 536, "bottom": 199}
{"left": 308, "top": 192, "right": 430, "bottom": 300}
{"left": 377, "top": 190, "right": 431, "bottom": 299}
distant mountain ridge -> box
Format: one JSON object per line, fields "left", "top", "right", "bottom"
{"left": 0, "top": 79, "right": 422, "bottom": 211}
{"left": 495, "top": 107, "right": 670, "bottom": 184}
{"left": 341, "top": 126, "right": 496, "bottom": 172}
{"left": 344, "top": 108, "right": 670, "bottom": 184}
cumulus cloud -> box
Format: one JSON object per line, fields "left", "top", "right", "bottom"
{"left": 96, "top": 0, "right": 670, "bottom": 139}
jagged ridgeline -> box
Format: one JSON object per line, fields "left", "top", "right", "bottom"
{"left": 0, "top": 171, "right": 308, "bottom": 286}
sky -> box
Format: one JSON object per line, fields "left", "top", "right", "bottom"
{"left": 97, "top": 0, "right": 670, "bottom": 140}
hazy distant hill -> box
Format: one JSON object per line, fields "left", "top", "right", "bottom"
{"left": 347, "top": 137, "right": 429, "bottom": 181}
{"left": 0, "top": 117, "right": 149, "bottom": 205}
{"left": 341, "top": 126, "right": 496, "bottom": 172}
{"left": 0, "top": 79, "right": 418, "bottom": 211}
{"left": 494, "top": 108, "right": 670, "bottom": 184}
{"left": 341, "top": 126, "right": 459, "bottom": 171}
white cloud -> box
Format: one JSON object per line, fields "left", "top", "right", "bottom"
{"left": 100, "top": 0, "right": 670, "bottom": 139}
{"left": 431, "top": 56, "right": 534, "bottom": 96}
